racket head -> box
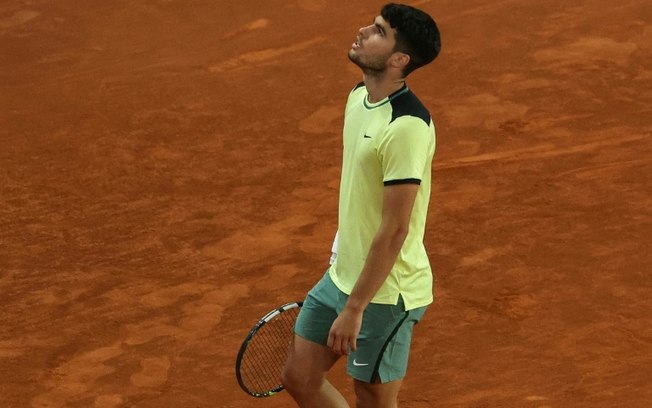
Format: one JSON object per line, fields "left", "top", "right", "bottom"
{"left": 235, "top": 301, "right": 303, "bottom": 398}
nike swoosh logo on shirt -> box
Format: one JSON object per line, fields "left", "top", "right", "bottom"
{"left": 353, "top": 359, "right": 369, "bottom": 367}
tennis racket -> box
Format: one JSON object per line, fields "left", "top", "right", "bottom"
{"left": 235, "top": 301, "right": 303, "bottom": 398}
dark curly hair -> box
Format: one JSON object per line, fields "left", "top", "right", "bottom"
{"left": 381, "top": 3, "right": 441, "bottom": 76}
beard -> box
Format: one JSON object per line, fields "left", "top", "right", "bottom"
{"left": 348, "top": 49, "right": 391, "bottom": 75}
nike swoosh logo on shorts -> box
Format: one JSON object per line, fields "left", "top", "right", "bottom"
{"left": 353, "top": 359, "right": 369, "bottom": 367}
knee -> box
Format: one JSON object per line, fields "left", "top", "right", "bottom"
{"left": 281, "top": 362, "right": 316, "bottom": 395}
{"left": 280, "top": 364, "right": 299, "bottom": 392}
{"left": 356, "top": 394, "right": 397, "bottom": 408}
{"left": 355, "top": 386, "right": 378, "bottom": 408}
{"left": 355, "top": 382, "right": 398, "bottom": 408}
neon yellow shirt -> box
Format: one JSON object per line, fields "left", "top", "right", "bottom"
{"left": 329, "top": 83, "right": 436, "bottom": 311}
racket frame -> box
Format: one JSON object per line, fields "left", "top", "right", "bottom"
{"left": 235, "top": 301, "right": 303, "bottom": 398}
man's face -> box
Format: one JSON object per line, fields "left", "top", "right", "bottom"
{"left": 348, "top": 15, "right": 398, "bottom": 73}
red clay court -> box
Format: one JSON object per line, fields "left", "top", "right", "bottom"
{"left": 1, "top": 0, "right": 651, "bottom": 407}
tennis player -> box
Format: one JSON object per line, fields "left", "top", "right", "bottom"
{"left": 282, "top": 4, "right": 441, "bottom": 407}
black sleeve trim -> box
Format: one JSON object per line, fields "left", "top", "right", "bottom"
{"left": 384, "top": 178, "right": 421, "bottom": 186}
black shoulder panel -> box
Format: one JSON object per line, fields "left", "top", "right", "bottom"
{"left": 353, "top": 82, "right": 365, "bottom": 91}
{"left": 389, "top": 90, "right": 431, "bottom": 126}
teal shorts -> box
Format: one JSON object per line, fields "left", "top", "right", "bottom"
{"left": 295, "top": 271, "right": 427, "bottom": 384}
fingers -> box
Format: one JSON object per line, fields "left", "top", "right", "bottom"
{"left": 327, "top": 311, "right": 362, "bottom": 355}
{"left": 327, "top": 330, "right": 353, "bottom": 356}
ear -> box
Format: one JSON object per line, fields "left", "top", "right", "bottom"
{"left": 390, "top": 51, "right": 410, "bottom": 71}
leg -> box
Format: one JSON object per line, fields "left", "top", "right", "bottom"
{"left": 282, "top": 335, "right": 350, "bottom": 408}
{"left": 284, "top": 270, "right": 350, "bottom": 407}
{"left": 347, "top": 298, "right": 428, "bottom": 408}
{"left": 354, "top": 378, "right": 403, "bottom": 408}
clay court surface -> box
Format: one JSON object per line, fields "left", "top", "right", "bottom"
{"left": 1, "top": 0, "right": 651, "bottom": 407}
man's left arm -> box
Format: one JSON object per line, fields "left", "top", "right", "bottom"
{"left": 327, "top": 182, "right": 419, "bottom": 355}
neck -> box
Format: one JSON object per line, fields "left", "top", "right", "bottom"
{"left": 363, "top": 72, "right": 406, "bottom": 103}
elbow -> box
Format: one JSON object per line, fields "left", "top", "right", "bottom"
{"left": 374, "top": 219, "right": 410, "bottom": 253}
{"left": 388, "top": 224, "right": 409, "bottom": 252}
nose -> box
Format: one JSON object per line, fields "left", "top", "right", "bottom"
{"left": 358, "top": 24, "right": 373, "bottom": 38}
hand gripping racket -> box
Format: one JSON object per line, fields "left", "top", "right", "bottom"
{"left": 235, "top": 301, "right": 303, "bottom": 397}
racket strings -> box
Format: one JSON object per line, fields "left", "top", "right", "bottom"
{"left": 239, "top": 308, "right": 299, "bottom": 394}
{"left": 241, "top": 312, "right": 294, "bottom": 391}
{"left": 246, "top": 323, "right": 287, "bottom": 389}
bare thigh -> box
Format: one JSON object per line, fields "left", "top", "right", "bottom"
{"left": 354, "top": 378, "right": 403, "bottom": 408}
{"left": 283, "top": 334, "right": 341, "bottom": 387}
